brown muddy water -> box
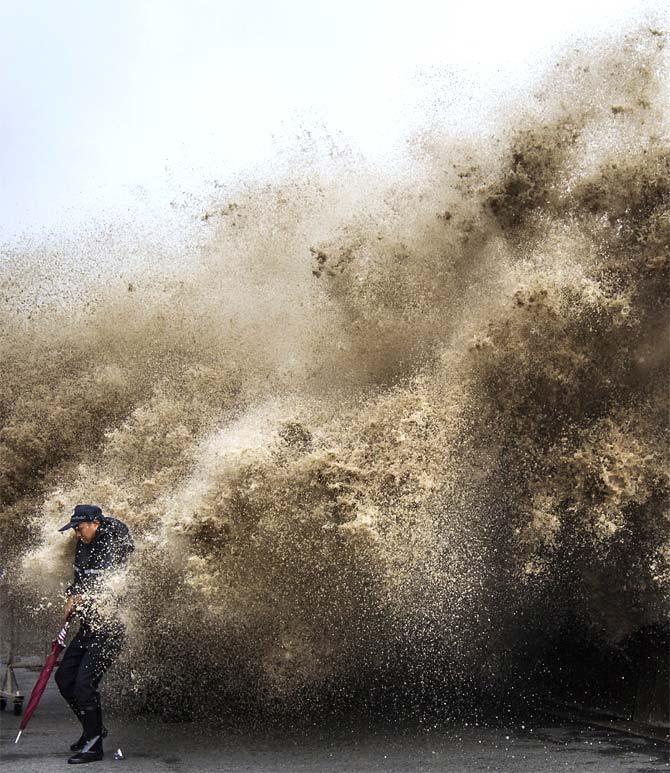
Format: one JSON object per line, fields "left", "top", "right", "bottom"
{"left": 0, "top": 27, "right": 668, "bottom": 724}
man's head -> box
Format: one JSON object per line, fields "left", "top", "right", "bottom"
{"left": 58, "top": 504, "right": 103, "bottom": 543}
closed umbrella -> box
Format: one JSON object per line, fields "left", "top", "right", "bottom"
{"left": 14, "top": 617, "right": 71, "bottom": 743}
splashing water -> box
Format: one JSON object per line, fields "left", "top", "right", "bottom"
{"left": 2, "top": 28, "right": 668, "bottom": 721}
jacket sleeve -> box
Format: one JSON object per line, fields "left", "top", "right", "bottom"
{"left": 66, "top": 567, "right": 104, "bottom": 597}
{"left": 65, "top": 542, "right": 87, "bottom": 597}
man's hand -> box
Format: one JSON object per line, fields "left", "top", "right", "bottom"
{"left": 63, "top": 594, "right": 82, "bottom": 622}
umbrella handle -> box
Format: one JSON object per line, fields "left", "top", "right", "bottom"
{"left": 53, "top": 616, "right": 72, "bottom": 649}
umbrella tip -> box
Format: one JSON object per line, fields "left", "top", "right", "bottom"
{"left": 15, "top": 730, "right": 22, "bottom": 744}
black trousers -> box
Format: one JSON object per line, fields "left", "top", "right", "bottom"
{"left": 55, "top": 625, "right": 124, "bottom": 712}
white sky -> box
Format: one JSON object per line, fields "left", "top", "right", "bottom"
{"left": 0, "top": 0, "right": 666, "bottom": 244}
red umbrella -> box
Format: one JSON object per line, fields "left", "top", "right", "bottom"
{"left": 14, "top": 617, "right": 71, "bottom": 743}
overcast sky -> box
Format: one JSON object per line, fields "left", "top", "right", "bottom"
{"left": 1, "top": 0, "right": 666, "bottom": 244}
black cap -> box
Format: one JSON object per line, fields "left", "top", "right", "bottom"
{"left": 58, "top": 504, "right": 103, "bottom": 532}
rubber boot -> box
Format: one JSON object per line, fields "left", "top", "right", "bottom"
{"left": 65, "top": 698, "right": 87, "bottom": 752}
{"left": 67, "top": 706, "right": 104, "bottom": 764}
{"left": 65, "top": 696, "right": 83, "bottom": 725}
{"left": 69, "top": 704, "right": 108, "bottom": 752}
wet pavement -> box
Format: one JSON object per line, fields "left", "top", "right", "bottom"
{"left": 1, "top": 669, "right": 668, "bottom": 771}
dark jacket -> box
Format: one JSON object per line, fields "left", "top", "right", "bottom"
{"left": 66, "top": 517, "right": 134, "bottom": 630}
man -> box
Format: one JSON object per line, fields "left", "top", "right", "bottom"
{"left": 54, "top": 504, "right": 134, "bottom": 765}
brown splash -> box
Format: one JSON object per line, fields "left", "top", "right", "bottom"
{"left": 2, "top": 27, "right": 668, "bottom": 720}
